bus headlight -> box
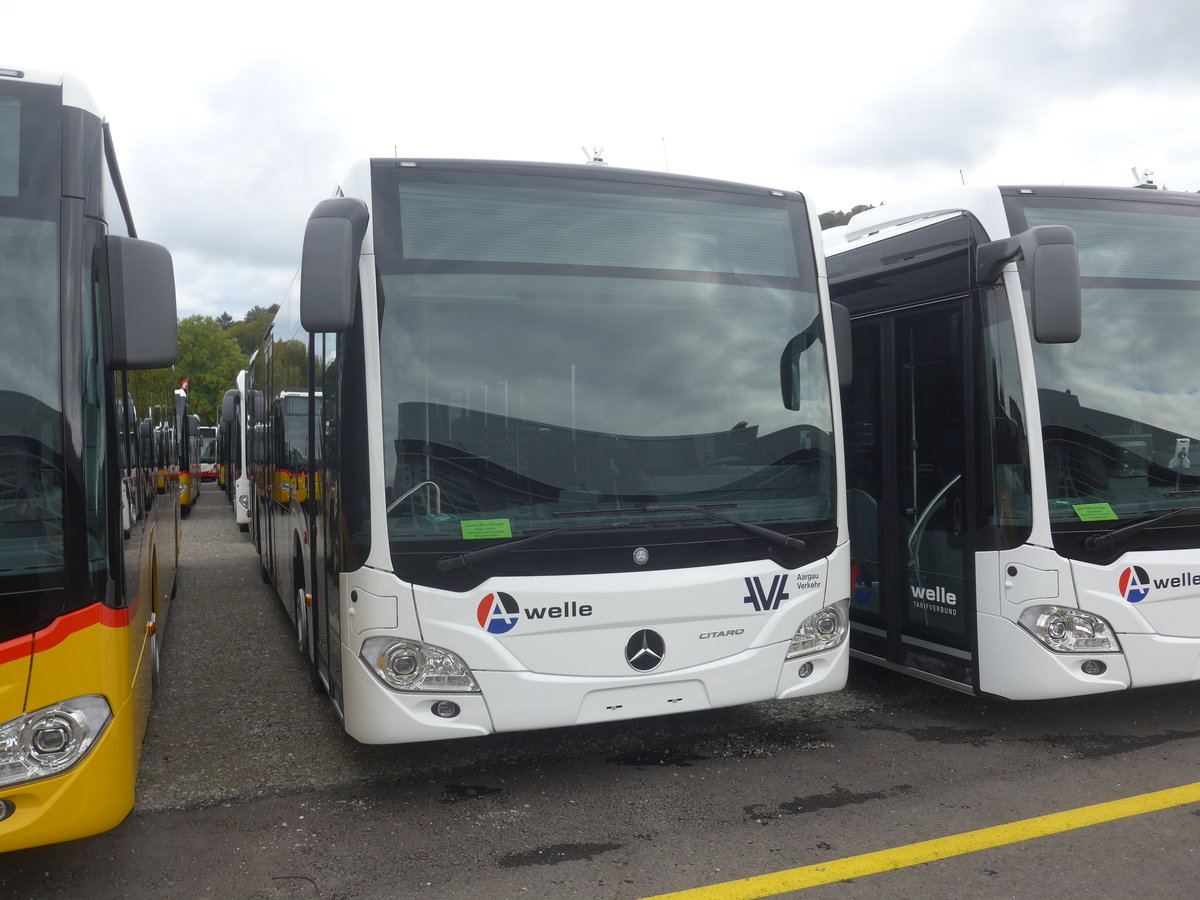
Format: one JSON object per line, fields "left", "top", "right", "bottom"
{"left": 786, "top": 600, "right": 849, "bottom": 659}
{"left": 361, "top": 637, "right": 480, "bottom": 693}
{"left": 0, "top": 695, "right": 112, "bottom": 788}
{"left": 1018, "top": 605, "right": 1121, "bottom": 653}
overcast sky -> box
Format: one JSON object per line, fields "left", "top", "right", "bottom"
{"left": 9, "top": 0, "right": 1200, "bottom": 321}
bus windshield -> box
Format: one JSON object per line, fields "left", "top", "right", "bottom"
{"left": 0, "top": 91, "right": 65, "bottom": 578}
{"left": 1009, "top": 195, "right": 1200, "bottom": 522}
{"left": 373, "top": 173, "right": 835, "bottom": 550}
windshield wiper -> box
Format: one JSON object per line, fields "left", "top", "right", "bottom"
{"left": 435, "top": 521, "right": 632, "bottom": 573}
{"left": 435, "top": 504, "right": 805, "bottom": 573}
{"left": 640, "top": 504, "right": 806, "bottom": 552}
{"left": 553, "top": 502, "right": 805, "bottom": 552}
{"left": 1083, "top": 506, "right": 1200, "bottom": 551}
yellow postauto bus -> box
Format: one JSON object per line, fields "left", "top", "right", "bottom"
{"left": 0, "top": 66, "right": 179, "bottom": 851}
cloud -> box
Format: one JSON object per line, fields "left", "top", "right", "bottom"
{"left": 16, "top": 0, "right": 1199, "bottom": 316}
{"left": 120, "top": 59, "right": 351, "bottom": 318}
{"left": 807, "top": 0, "right": 1200, "bottom": 178}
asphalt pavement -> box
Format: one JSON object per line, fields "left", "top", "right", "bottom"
{"left": 1, "top": 491, "right": 1198, "bottom": 899}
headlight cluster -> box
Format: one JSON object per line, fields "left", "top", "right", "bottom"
{"left": 0, "top": 695, "right": 112, "bottom": 788}
{"left": 361, "top": 637, "right": 480, "bottom": 693}
{"left": 786, "top": 600, "right": 849, "bottom": 659}
{"left": 1018, "top": 605, "right": 1121, "bottom": 653}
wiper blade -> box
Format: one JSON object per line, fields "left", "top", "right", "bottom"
{"left": 435, "top": 521, "right": 630, "bottom": 573}
{"left": 549, "top": 502, "right": 738, "bottom": 519}
{"left": 435, "top": 504, "right": 805, "bottom": 573}
{"left": 1083, "top": 505, "right": 1200, "bottom": 551}
{"left": 555, "top": 502, "right": 806, "bottom": 552}
{"left": 642, "top": 504, "right": 806, "bottom": 552}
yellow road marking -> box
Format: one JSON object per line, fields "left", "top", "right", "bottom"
{"left": 643, "top": 781, "right": 1200, "bottom": 899}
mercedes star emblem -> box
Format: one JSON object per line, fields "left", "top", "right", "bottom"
{"left": 625, "top": 629, "right": 666, "bottom": 671}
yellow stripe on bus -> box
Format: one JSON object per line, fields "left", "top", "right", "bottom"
{"left": 643, "top": 782, "right": 1200, "bottom": 900}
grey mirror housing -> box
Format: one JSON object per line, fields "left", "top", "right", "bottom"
{"left": 107, "top": 235, "right": 178, "bottom": 368}
{"left": 976, "top": 225, "right": 1081, "bottom": 344}
{"left": 300, "top": 198, "right": 370, "bottom": 333}
{"left": 221, "top": 389, "right": 239, "bottom": 424}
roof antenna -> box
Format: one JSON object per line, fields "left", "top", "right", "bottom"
{"left": 582, "top": 146, "right": 607, "bottom": 166}
{"left": 1131, "top": 167, "right": 1158, "bottom": 189}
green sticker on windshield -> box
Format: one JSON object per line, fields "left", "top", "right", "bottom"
{"left": 461, "top": 519, "right": 513, "bottom": 540}
{"left": 1073, "top": 502, "right": 1119, "bottom": 522}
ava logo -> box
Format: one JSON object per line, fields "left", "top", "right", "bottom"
{"left": 1118, "top": 566, "right": 1151, "bottom": 603}
{"left": 477, "top": 591, "right": 520, "bottom": 633}
{"left": 743, "top": 575, "right": 789, "bottom": 612}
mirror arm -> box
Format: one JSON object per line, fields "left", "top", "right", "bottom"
{"left": 976, "top": 224, "right": 1077, "bottom": 285}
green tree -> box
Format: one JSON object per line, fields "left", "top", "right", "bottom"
{"left": 225, "top": 304, "right": 279, "bottom": 356}
{"left": 819, "top": 204, "right": 876, "bottom": 230}
{"left": 175, "top": 315, "right": 248, "bottom": 423}
{"left": 126, "top": 365, "right": 181, "bottom": 430}
{"left": 216, "top": 311, "right": 234, "bottom": 329}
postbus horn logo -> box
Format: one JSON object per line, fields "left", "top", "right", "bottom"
{"left": 477, "top": 591, "right": 520, "bottom": 634}
{"left": 1118, "top": 566, "right": 1151, "bottom": 603}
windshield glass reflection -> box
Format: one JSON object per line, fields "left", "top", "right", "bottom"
{"left": 1017, "top": 199, "right": 1200, "bottom": 520}
{"left": 0, "top": 216, "right": 64, "bottom": 573}
{"left": 378, "top": 272, "right": 834, "bottom": 541}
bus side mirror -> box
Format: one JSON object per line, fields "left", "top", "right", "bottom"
{"left": 221, "top": 389, "right": 239, "bottom": 424}
{"left": 107, "top": 235, "right": 178, "bottom": 368}
{"left": 977, "top": 225, "right": 1081, "bottom": 344}
{"left": 780, "top": 313, "right": 835, "bottom": 409}
{"left": 300, "top": 197, "right": 370, "bottom": 334}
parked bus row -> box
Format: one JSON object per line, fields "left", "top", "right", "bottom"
{"left": 234, "top": 158, "right": 1200, "bottom": 751}
{"left": 8, "top": 62, "right": 1200, "bottom": 855}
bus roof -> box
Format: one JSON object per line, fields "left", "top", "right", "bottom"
{"left": 827, "top": 183, "right": 1200, "bottom": 254}
{"left": 0, "top": 65, "right": 101, "bottom": 117}
{"left": 358, "top": 157, "right": 806, "bottom": 203}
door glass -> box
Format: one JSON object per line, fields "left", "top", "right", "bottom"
{"left": 843, "top": 324, "right": 883, "bottom": 619}
{"left": 898, "top": 308, "right": 967, "bottom": 642}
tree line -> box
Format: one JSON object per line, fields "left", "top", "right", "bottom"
{"left": 127, "top": 304, "right": 277, "bottom": 426}
{"left": 819, "top": 204, "right": 875, "bottom": 230}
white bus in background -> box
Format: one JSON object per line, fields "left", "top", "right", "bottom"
{"left": 825, "top": 184, "right": 1200, "bottom": 699}
{"left": 197, "top": 424, "right": 217, "bottom": 481}
{"left": 251, "top": 158, "right": 851, "bottom": 743}
{"left": 220, "top": 370, "right": 251, "bottom": 531}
